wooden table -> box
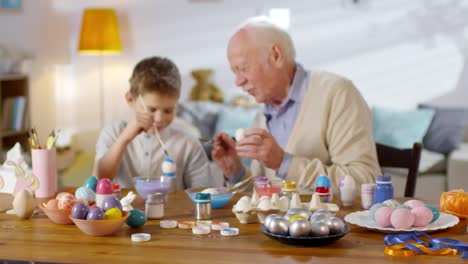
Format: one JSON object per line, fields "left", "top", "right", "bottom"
{"left": 0, "top": 191, "right": 466, "bottom": 263}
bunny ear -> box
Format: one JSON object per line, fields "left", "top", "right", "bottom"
{"left": 15, "top": 165, "right": 25, "bottom": 179}
{"left": 0, "top": 175, "right": 4, "bottom": 189}
{"left": 25, "top": 173, "right": 40, "bottom": 191}
{"left": 5, "top": 160, "right": 16, "bottom": 166}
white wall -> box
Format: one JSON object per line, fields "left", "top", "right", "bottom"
{"left": 1, "top": 0, "right": 468, "bottom": 152}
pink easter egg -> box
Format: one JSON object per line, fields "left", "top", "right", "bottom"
{"left": 403, "top": 199, "right": 425, "bottom": 208}
{"left": 375, "top": 206, "right": 393, "bottom": 227}
{"left": 95, "top": 178, "right": 114, "bottom": 195}
{"left": 411, "top": 206, "right": 433, "bottom": 227}
{"left": 57, "top": 193, "right": 76, "bottom": 209}
{"left": 391, "top": 208, "right": 415, "bottom": 229}
{"left": 46, "top": 199, "right": 59, "bottom": 210}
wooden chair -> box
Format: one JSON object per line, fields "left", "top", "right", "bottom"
{"left": 375, "top": 142, "right": 423, "bottom": 197}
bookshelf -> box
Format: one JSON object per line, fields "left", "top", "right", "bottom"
{"left": 0, "top": 74, "right": 29, "bottom": 161}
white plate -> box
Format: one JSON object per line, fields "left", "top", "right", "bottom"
{"left": 344, "top": 210, "right": 460, "bottom": 233}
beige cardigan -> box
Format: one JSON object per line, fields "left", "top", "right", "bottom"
{"left": 245, "top": 71, "right": 381, "bottom": 192}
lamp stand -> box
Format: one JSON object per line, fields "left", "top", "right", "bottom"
{"left": 99, "top": 52, "right": 104, "bottom": 128}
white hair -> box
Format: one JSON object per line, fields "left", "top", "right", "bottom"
{"left": 236, "top": 16, "right": 296, "bottom": 63}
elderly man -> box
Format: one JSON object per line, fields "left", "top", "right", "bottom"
{"left": 212, "top": 18, "right": 381, "bottom": 192}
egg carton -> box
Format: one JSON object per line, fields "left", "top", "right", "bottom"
{"left": 232, "top": 192, "right": 339, "bottom": 224}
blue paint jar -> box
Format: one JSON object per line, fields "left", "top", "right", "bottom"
{"left": 374, "top": 175, "right": 394, "bottom": 203}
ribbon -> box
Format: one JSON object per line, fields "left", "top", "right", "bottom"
{"left": 384, "top": 231, "right": 468, "bottom": 259}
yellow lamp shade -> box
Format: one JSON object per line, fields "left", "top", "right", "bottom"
{"left": 78, "top": 8, "right": 122, "bottom": 54}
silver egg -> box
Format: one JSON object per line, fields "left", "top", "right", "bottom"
{"left": 309, "top": 213, "right": 329, "bottom": 223}
{"left": 289, "top": 219, "right": 311, "bottom": 238}
{"left": 264, "top": 214, "right": 280, "bottom": 230}
{"left": 313, "top": 208, "right": 331, "bottom": 217}
{"left": 268, "top": 216, "right": 289, "bottom": 236}
{"left": 325, "top": 217, "right": 345, "bottom": 235}
{"left": 310, "top": 222, "right": 329, "bottom": 237}
{"left": 286, "top": 208, "right": 312, "bottom": 220}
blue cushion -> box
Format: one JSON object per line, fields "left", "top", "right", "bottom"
{"left": 372, "top": 107, "right": 435, "bottom": 149}
{"left": 419, "top": 105, "right": 468, "bottom": 154}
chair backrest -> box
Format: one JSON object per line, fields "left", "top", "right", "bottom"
{"left": 375, "top": 142, "right": 423, "bottom": 197}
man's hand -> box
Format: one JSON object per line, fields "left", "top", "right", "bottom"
{"left": 211, "top": 132, "right": 243, "bottom": 180}
{"left": 121, "top": 110, "right": 154, "bottom": 142}
{"left": 235, "top": 128, "right": 284, "bottom": 171}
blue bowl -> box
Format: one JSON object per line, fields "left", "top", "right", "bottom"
{"left": 185, "top": 187, "right": 234, "bottom": 209}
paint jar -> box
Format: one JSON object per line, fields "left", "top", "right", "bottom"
{"left": 194, "top": 193, "right": 211, "bottom": 220}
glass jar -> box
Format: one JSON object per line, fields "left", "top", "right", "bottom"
{"left": 374, "top": 175, "right": 394, "bottom": 204}
{"left": 194, "top": 193, "right": 211, "bottom": 220}
{"left": 281, "top": 181, "right": 297, "bottom": 200}
{"left": 146, "top": 192, "right": 165, "bottom": 219}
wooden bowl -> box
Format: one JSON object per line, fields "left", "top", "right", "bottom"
{"left": 39, "top": 204, "right": 74, "bottom": 225}
{"left": 70, "top": 211, "right": 129, "bottom": 236}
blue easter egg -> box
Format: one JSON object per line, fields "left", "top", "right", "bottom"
{"left": 315, "top": 175, "right": 331, "bottom": 187}
{"left": 126, "top": 209, "right": 147, "bottom": 228}
{"left": 425, "top": 205, "right": 440, "bottom": 223}
{"left": 84, "top": 176, "right": 98, "bottom": 192}
{"left": 75, "top": 186, "right": 96, "bottom": 203}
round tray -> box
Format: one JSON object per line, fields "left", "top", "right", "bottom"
{"left": 260, "top": 224, "right": 349, "bottom": 246}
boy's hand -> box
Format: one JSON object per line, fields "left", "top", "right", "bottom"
{"left": 121, "top": 110, "right": 154, "bottom": 141}
{"left": 211, "top": 132, "right": 243, "bottom": 180}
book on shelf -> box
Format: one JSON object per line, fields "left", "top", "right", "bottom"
{"left": 1, "top": 96, "right": 27, "bottom": 131}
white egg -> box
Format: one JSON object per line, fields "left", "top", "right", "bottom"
{"left": 235, "top": 198, "right": 252, "bottom": 212}
{"left": 258, "top": 199, "right": 272, "bottom": 211}
{"left": 235, "top": 128, "right": 245, "bottom": 141}
{"left": 259, "top": 195, "right": 270, "bottom": 202}
{"left": 239, "top": 195, "right": 251, "bottom": 204}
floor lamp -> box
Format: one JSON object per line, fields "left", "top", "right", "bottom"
{"left": 78, "top": 8, "right": 122, "bottom": 128}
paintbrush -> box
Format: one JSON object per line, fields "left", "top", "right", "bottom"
{"left": 138, "top": 95, "right": 170, "bottom": 157}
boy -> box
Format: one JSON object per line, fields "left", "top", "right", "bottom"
{"left": 93, "top": 56, "right": 211, "bottom": 190}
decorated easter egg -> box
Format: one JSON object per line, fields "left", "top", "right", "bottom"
{"left": 286, "top": 208, "right": 312, "bottom": 220}
{"left": 96, "top": 178, "right": 114, "bottom": 195}
{"left": 105, "top": 208, "right": 122, "bottom": 219}
{"left": 46, "top": 199, "right": 59, "bottom": 210}
{"left": 391, "top": 208, "right": 415, "bottom": 229}
{"left": 325, "top": 217, "right": 345, "bottom": 234}
{"left": 162, "top": 157, "right": 176, "bottom": 174}
{"left": 126, "top": 209, "right": 147, "bottom": 228}
{"left": 75, "top": 186, "right": 96, "bottom": 203}
{"left": 87, "top": 207, "right": 105, "bottom": 220}
{"left": 425, "top": 205, "right": 440, "bottom": 223}
{"left": 411, "top": 206, "right": 433, "bottom": 227}
{"left": 289, "top": 219, "right": 311, "bottom": 237}
{"left": 71, "top": 202, "right": 89, "bottom": 220}
{"left": 268, "top": 216, "right": 289, "bottom": 236}
{"left": 374, "top": 206, "right": 393, "bottom": 227}
{"left": 57, "top": 193, "right": 75, "bottom": 209}
{"left": 309, "top": 212, "right": 329, "bottom": 223}
{"left": 404, "top": 199, "right": 425, "bottom": 208}
{"left": 264, "top": 214, "right": 280, "bottom": 230}
{"left": 288, "top": 214, "right": 307, "bottom": 223}
{"left": 84, "top": 176, "right": 98, "bottom": 192}
{"left": 310, "top": 221, "right": 329, "bottom": 237}
{"left": 383, "top": 199, "right": 401, "bottom": 208}
{"left": 102, "top": 196, "right": 123, "bottom": 212}
{"left": 369, "top": 203, "right": 386, "bottom": 221}
{"left": 315, "top": 175, "right": 331, "bottom": 187}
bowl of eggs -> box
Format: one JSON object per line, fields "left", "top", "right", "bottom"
{"left": 185, "top": 187, "right": 234, "bottom": 209}
{"left": 69, "top": 196, "right": 129, "bottom": 236}
{"left": 261, "top": 208, "right": 349, "bottom": 246}
{"left": 39, "top": 192, "right": 78, "bottom": 225}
